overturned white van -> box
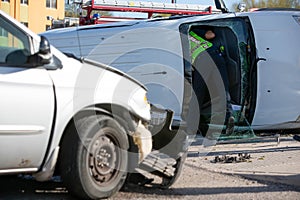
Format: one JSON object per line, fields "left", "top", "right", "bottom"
{"left": 41, "top": 8, "right": 300, "bottom": 138}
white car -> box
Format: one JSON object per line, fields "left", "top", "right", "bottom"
{"left": 41, "top": 6, "right": 300, "bottom": 138}
{"left": 0, "top": 10, "right": 187, "bottom": 199}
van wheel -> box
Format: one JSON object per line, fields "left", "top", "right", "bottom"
{"left": 161, "top": 151, "right": 187, "bottom": 189}
{"left": 59, "top": 115, "right": 129, "bottom": 199}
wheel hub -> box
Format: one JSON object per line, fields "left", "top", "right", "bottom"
{"left": 89, "top": 135, "right": 118, "bottom": 184}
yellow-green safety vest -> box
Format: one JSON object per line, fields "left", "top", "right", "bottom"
{"left": 189, "top": 31, "right": 213, "bottom": 64}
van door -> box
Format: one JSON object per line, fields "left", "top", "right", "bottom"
{"left": 247, "top": 12, "right": 300, "bottom": 127}
{"left": 0, "top": 15, "right": 55, "bottom": 171}
{"left": 180, "top": 17, "right": 257, "bottom": 129}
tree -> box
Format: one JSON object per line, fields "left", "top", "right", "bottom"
{"left": 65, "top": 3, "right": 80, "bottom": 17}
{"left": 65, "top": 2, "right": 112, "bottom": 17}
{"left": 232, "top": 0, "right": 300, "bottom": 12}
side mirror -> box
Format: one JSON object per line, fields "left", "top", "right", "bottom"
{"left": 214, "top": 0, "right": 229, "bottom": 13}
{"left": 39, "top": 35, "right": 51, "bottom": 55}
{"left": 28, "top": 36, "right": 52, "bottom": 65}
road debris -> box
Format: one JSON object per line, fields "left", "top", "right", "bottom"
{"left": 293, "top": 135, "right": 300, "bottom": 142}
{"left": 211, "top": 153, "right": 251, "bottom": 163}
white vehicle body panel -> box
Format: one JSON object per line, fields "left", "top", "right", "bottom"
{"left": 84, "top": 26, "right": 185, "bottom": 120}
{"left": 243, "top": 12, "right": 300, "bottom": 126}
{"left": 46, "top": 50, "right": 151, "bottom": 157}
{"left": 43, "top": 23, "right": 187, "bottom": 121}
{"left": 41, "top": 10, "right": 300, "bottom": 131}
{"left": 0, "top": 67, "right": 54, "bottom": 169}
{"left": 0, "top": 10, "right": 150, "bottom": 173}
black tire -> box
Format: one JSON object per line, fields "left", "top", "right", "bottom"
{"left": 59, "top": 115, "right": 129, "bottom": 199}
{"left": 160, "top": 151, "right": 187, "bottom": 189}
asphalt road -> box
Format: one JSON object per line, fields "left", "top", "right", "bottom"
{"left": 0, "top": 137, "right": 299, "bottom": 200}
{"left": 0, "top": 164, "right": 299, "bottom": 200}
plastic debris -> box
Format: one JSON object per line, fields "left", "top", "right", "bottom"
{"left": 211, "top": 153, "right": 251, "bottom": 163}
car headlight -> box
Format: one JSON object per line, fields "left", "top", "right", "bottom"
{"left": 150, "top": 106, "right": 167, "bottom": 126}
{"left": 128, "top": 88, "right": 151, "bottom": 121}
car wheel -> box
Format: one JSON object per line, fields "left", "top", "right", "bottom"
{"left": 59, "top": 114, "right": 129, "bottom": 199}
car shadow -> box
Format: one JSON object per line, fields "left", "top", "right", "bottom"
{"left": 0, "top": 172, "right": 299, "bottom": 199}
{"left": 0, "top": 175, "right": 74, "bottom": 200}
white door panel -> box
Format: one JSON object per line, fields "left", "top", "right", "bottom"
{"left": 0, "top": 67, "right": 54, "bottom": 169}
{"left": 251, "top": 18, "right": 300, "bottom": 126}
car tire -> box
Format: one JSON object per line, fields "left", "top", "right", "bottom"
{"left": 59, "top": 114, "right": 129, "bottom": 199}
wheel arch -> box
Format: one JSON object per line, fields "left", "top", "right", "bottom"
{"left": 55, "top": 103, "right": 140, "bottom": 175}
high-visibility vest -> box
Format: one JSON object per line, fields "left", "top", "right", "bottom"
{"left": 189, "top": 31, "right": 213, "bottom": 63}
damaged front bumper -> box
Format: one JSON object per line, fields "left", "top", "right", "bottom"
{"left": 135, "top": 105, "right": 189, "bottom": 182}
{"left": 149, "top": 105, "right": 189, "bottom": 159}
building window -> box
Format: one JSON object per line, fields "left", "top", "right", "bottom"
{"left": 20, "top": 0, "right": 28, "bottom": 5}
{"left": 1, "top": 0, "right": 10, "bottom": 2}
{"left": 46, "top": 0, "right": 57, "bottom": 9}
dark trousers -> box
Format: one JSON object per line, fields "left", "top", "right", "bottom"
{"left": 192, "top": 49, "right": 233, "bottom": 127}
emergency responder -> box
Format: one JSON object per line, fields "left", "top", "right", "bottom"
{"left": 189, "top": 28, "right": 234, "bottom": 136}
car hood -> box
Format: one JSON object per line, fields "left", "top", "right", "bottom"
{"left": 80, "top": 58, "right": 147, "bottom": 91}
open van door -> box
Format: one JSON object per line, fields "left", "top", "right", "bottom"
{"left": 180, "top": 16, "right": 258, "bottom": 139}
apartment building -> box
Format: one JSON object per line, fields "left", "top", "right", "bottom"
{"left": 0, "top": 0, "right": 64, "bottom": 33}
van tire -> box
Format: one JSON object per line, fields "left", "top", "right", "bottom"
{"left": 161, "top": 151, "right": 187, "bottom": 188}
{"left": 59, "top": 114, "right": 129, "bottom": 199}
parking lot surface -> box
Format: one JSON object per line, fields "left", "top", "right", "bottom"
{"left": 0, "top": 135, "right": 299, "bottom": 200}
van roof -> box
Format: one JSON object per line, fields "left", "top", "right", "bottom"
{"left": 255, "top": 8, "right": 300, "bottom": 12}
{"left": 42, "top": 9, "right": 300, "bottom": 35}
